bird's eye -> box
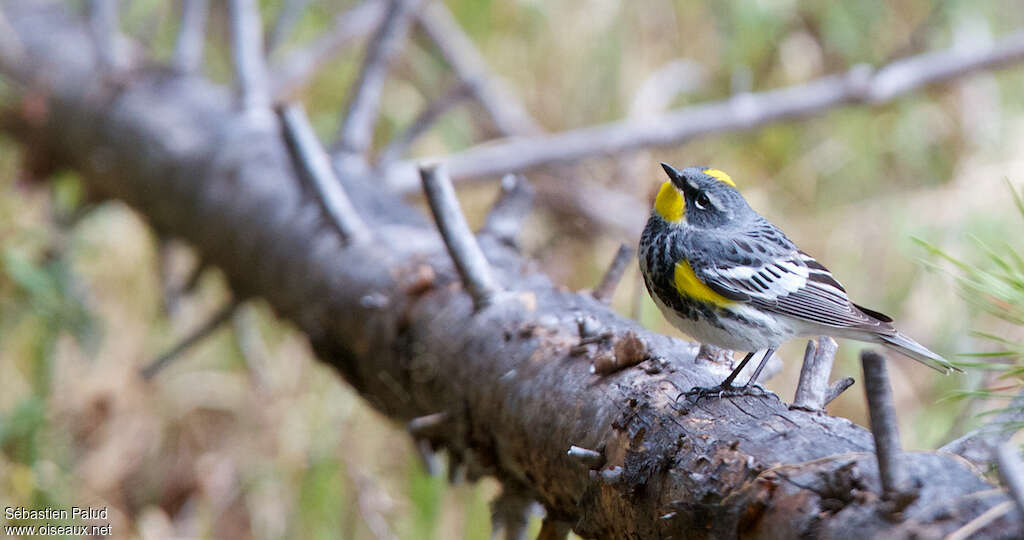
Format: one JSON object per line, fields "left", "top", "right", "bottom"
{"left": 694, "top": 192, "right": 711, "bottom": 210}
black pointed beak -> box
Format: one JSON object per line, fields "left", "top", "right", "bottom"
{"left": 660, "top": 162, "right": 685, "bottom": 189}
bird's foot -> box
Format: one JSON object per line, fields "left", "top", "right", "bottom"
{"left": 678, "top": 383, "right": 768, "bottom": 403}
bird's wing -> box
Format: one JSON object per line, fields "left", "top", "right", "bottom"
{"left": 696, "top": 240, "right": 892, "bottom": 331}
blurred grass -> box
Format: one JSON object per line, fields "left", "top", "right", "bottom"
{"left": 2, "top": 0, "right": 1024, "bottom": 538}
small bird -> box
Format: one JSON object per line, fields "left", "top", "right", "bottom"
{"left": 638, "top": 163, "right": 960, "bottom": 396}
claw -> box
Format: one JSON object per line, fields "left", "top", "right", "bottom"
{"left": 677, "top": 383, "right": 768, "bottom": 403}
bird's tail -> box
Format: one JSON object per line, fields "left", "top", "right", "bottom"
{"left": 878, "top": 331, "right": 963, "bottom": 374}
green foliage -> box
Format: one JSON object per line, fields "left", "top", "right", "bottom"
{"left": 915, "top": 180, "right": 1024, "bottom": 437}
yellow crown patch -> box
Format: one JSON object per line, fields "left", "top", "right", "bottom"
{"left": 703, "top": 169, "right": 736, "bottom": 188}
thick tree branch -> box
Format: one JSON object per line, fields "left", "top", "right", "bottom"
{"left": 385, "top": 30, "right": 1024, "bottom": 192}
{"left": 2, "top": 4, "right": 1021, "bottom": 537}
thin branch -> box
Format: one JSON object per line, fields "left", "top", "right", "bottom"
{"left": 996, "top": 443, "right": 1024, "bottom": 517}
{"left": 824, "top": 376, "right": 855, "bottom": 406}
{"left": 479, "top": 174, "right": 535, "bottom": 247}
{"left": 592, "top": 244, "right": 634, "bottom": 304}
{"left": 141, "top": 300, "right": 240, "bottom": 379}
{"left": 265, "top": 0, "right": 309, "bottom": 55}
{"left": 228, "top": 0, "right": 271, "bottom": 112}
{"left": 269, "top": 0, "right": 386, "bottom": 102}
{"left": 388, "top": 29, "right": 1024, "bottom": 192}
{"left": 278, "top": 102, "right": 370, "bottom": 243}
{"left": 375, "top": 81, "right": 472, "bottom": 169}
{"left": 861, "top": 350, "right": 905, "bottom": 500}
{"left": 416, "top": 1, "right": 541, "bottom": 137}
{"left": 941, "top": 387, "right": 1024, "bottom": 468}
{"left": 407, "top": 411, "right": 449, "bottom": 436}
{"left": 413, "top": 437, "right": 440, "bottom": 476}
{"left": 791, "top": 336, "right": 839, "bottom": 411}
{"left": 173, "top": 0, "right": 208, "bottom": 74}
{"left": 89, "top": 0, "right": 121, "bottom": 72}
{"left": 946, "top": 500, "right": 1014, "bottom": 540}
{"left": 334, "top": 0, "right": 422, "bottom": 157}
{"left": 419, "top": 162, "right": 500, "bottom": 309}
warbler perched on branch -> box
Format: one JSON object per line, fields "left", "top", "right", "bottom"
{"left": 638, "top": 163, "right": 960, "bottom": 396}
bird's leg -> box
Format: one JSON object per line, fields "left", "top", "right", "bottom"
{"left": 743, "top": 347, "right": 776, "bottom": 390}
{"left": 719, "top": 350, "right": 756, "bottom": 388}
{"left": 681, "top": 349, "right": 775, "bottom": 402}
{"left": 680, "top": 350, "right": 756, "bottom": 402}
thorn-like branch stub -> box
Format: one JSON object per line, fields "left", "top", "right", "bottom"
{"left": 592, "top": 244, "right": 634, "bottom": 304}
{"left": 419, "top": 162, "right": 500, "bottom": 309}
{"left": 567, "top": 445, "right": 605, "bottom": 469}
{"left": 141, "top": 300, "right": 241, "bottom": 379}
{"left": 861, "top": 350, "right": 905, "bottom": 500}
{"left": 996, "top": 443, "right": 1024, "bottom": 517}
{"left": 334, "top": 0, "right": 421, "bottom": 157}
{"left": 228, "top": 0, "right": 271, "bottom": 111}
{"left": 279, "top": 103, "right": 370, "bottom": 243}
{"left": 479, "top": 174, "right": 535, "bottom": 247}
{"left": 173, "top": 0, "right": 207, "bottom": 73}
{"left": 824, "top": 376, "right": 855, "bottom": 406}
{"left": 791, "top": 336, "right": 839, "bottom": 411}
{"left": 407, "top": 411, "right": 448, "bottom": 436}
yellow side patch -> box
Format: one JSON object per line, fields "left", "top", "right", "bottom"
{"left": 703, "top": 169, "right": 736, "bottom": 187}
{"left": 654, "top": 181, "right": 684, "bottom": 223}
{"left": 674, "top": 260, "right": 735, "bottom": 307}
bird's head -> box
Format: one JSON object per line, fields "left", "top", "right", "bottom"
{"left": 653, "top": 163, "right": 753, "bottom": 229}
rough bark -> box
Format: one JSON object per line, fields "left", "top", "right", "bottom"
{"left": 1, "top": 4, "right": 1020, "bottom": 538}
